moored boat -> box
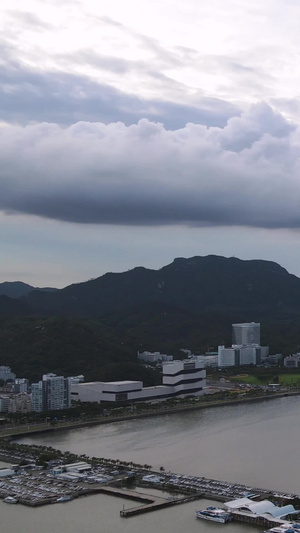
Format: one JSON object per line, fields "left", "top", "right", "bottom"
{"left": 195, "top": 506, "right": 233, "bottom": 523}
{"left": 263, "top": 525, "right": 300, "bottom": 533}
{"left": 56, "top": 495, "right": 72, "bottom": 503}
{"left": 3, "top": 496, "right": 18, "bottom": 504}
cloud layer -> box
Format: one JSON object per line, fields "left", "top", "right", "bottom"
{"left": 0, "top": 62, "right": 239, "bottom": 129}
{"left": 1, "top": 103, "right": 298, "bottom": 229}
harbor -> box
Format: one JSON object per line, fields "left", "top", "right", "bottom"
{"left": 0, "top": 441, "right": 300, "bottom": 532}
{"left": 3, "top": 395, "right": 300, "bottom": 533}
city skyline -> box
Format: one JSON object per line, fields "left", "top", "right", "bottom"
{"left": 2, "top": 1, "right": 300, "bottom": 287}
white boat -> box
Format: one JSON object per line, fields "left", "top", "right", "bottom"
{"left": 3, "top": 496, "right": 18, "bottom": 504}
{"left": 56, "top": 495, "right": 72, "bottom": 503}
{"left": 195, "top": 506, "right": 233, "bottom": 523}
{"left": 263, "top": 526, "right": 300, "bottom": 533}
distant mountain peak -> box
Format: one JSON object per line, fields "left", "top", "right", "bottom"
{"left": 0, "top": 281, "right": 58, "bottom": 299}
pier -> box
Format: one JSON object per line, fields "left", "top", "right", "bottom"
{"left": 118, "top": 490, "right": 203, "bottom": 517}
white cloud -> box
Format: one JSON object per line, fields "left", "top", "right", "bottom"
{"left": 2, "top": 1, "right": 300, "bottom": 116}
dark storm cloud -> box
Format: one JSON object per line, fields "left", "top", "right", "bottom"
{"left": 0, "top": 62, "right": 239, "bottom": 128}
{"left": 0, "top": 103, "right": 299, "bottom": 229}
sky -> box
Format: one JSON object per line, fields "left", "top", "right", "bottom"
{"left": 2, "top": 0, "right": 300, "bottom": 288}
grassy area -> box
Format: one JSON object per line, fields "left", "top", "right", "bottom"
{"left": 229, "top": 372, "right": 300, "bottom": 386}
{"left": 278, "top": 374, "right": 300, "bottom": 386}
{"left": 229, "top": 375, "right": 262, "bottom": 385}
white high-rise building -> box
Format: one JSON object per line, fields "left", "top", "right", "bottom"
{"left": 31, "top": 382, "right": 43, "bottom": 412}
{"left": 42, "top": 374, "right": 71, "bottom": 411}
{"left": 31, "top": 374, "right": 71, "bottom": 412}
{"left": 232, "top": 322, "right": 260, "bottom": 345}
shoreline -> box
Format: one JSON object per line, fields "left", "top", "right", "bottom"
{"left": 3, "top": 389, "right": 300, "bottom": 439}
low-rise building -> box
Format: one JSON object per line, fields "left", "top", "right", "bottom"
{"left": 284, "top": 354, "right": 300, "bottom": 368}
{"left": 137, "top": 351, "right": 173, "bottom": 363}
{"left": 189, "top": 355, "right": 218, "bottom": 367}
{"left": 0, "top": 468, "right": 16, "bottom": 477}
{"left": 263, "top": 353, "right": 282, "bottom": 365}
{"left": 71, "top": 360, "right": 206, "bottom": 404}
{"left": 218, "top": 344, "right": 269, "bottom": 367}
{"left": 8, "top": 393, "right": 31, "bottom": 413}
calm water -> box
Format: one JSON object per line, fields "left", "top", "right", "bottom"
{"left": 3, "top": 395, "right": 300, "bottom": 533}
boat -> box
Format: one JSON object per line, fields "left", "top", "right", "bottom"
{"left": 195, "top": 506, "right": 233, "bottom": 523}
{"left": 56, "top": 495, "right": 72, "bottom": 503}
{"left": 3, "top": 496, "right": 18, "bottom": 504}
{"left": 263, "top": 526, "right": 300, "bottom": 533}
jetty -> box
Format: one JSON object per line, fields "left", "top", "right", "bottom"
{"left": 117, "top": 490, "right": 203, "bottom": 517}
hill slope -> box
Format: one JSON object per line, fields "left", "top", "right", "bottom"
{"left": 1, "top": 256, "right": 300, "bottom": 381}
{"left": 18, "top": 255, "right": 300, "bottom": 320}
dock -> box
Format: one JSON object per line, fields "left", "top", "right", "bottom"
{"left": 118, "top": 490, "right": 203, "bottom": 517}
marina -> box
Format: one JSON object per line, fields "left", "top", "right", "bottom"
{"left": 0, "top": 442, "right": 300, "bottom": 532}
{"left": 4, "top": 396, "right": 300, "bottom": 533}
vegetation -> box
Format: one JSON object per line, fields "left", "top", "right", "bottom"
{"left": 2, "top": 257, "right": 300, "bottom": 382}
{"left": 225, "top": 369, "right": 300, "bottom": 387}
{"left": 0, "top": 316, "right": 161, "bottom": 384}
{"left": 0, "top": 439, "right": 153, "bottom": 472}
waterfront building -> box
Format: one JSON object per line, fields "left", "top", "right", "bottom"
{"left": 71, "top": 360, "right": 206, "bottom": 404}
{"left": 64, "top": 462, "right": 92, "bottom": 472}
{"left": 225, "top": 497, "right": 297, "bottom": 520}
{"left": 161, "top": 360, "right": 205, "bottom": 396}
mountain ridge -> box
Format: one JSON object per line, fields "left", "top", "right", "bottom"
{"left": 0, "top": 281, "right": 58, "bottom": 299}
{"left": 1, "top": 255, "right": 300, "bottom": 381}
{"left": 1, "top": 255, "right": 300, "bottom": 320}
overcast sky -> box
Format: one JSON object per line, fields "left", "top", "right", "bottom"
{"left": 2, "top": 0, "right": 300, "bottom": 287}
